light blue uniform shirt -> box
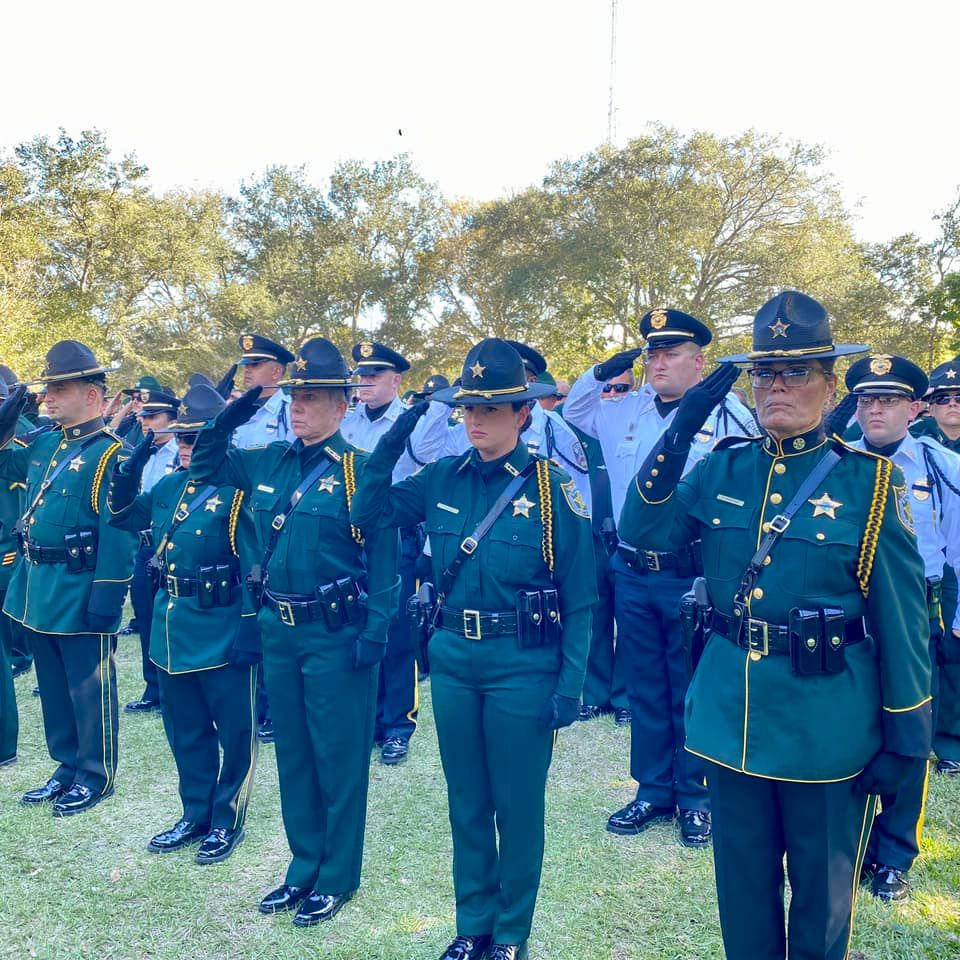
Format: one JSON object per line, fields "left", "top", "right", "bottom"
{"left": 231, "top": 389, "right": 293, "bottom": 449}
{"left": 140, "top": 438, "right": 179, "bottom": 494}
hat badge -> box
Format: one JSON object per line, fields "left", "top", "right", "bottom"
{"left": 141, "top": 389, "right": 151, "bottom": 402}
{"left": 649, "top": 308, "right": 667, "bottom": 330}
{"left": 295, "top": 357, "right": 308, "bottom": 371}
{"left": 769, "top": 319, "right": 790, "bottom": 339}
{"left": 242, "top": 335, "right": 254, "bottom": 351}
{"left": 470, "top": 361, "right": 485, "bottom": 379}
{"left": 360, "top": 342, "right": 374, "bottom": 358}
{"left": 869, "top": 355, "right": 893, "bottom": 376}
{"left": 946, "top": 368, "right": 958, "bottom": 380}
{"left": 178, "top": 402, "right": 188, "bottom": 417}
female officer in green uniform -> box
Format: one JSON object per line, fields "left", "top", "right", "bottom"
{"left": 351, "top": 338, "right": 596, "bottom": 960}
{"left": 107, "top": 384, "right": 258, "bottom": 864}
{"left": 188, "top": 338, "right": 399, "bottom": 928}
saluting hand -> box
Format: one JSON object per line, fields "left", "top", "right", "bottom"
{"left": 119, "top": 430, "right": 155, "bottom": 476}
{"left": 215, "top": 386, "right": 263, "bottom": 432}
{"left": 594, "top": 348, "right": 644, "bottom": 383}
{"left": 668, "top": 363, "right": 741, "bottom": 448}
{"left": 0, "top": 384, "right": 28, "bottom": 439}
{"left": 215, "top": 363, "right": 238, "bottom": 400}
{"left": 824, "top": 392, "right": 858, "bottom": 438}
{"left": 381, "top": 400, "right": 430, "bottom": 451}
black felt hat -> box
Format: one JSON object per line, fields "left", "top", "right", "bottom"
{"left": 237, "top": 333, "right": 295, "bottom": 366}
{"left": 168, "top": 384, "right": 227, "bottom": 432}
{"left": 136, "top": 385, "right": 180, "bottom": 417}
{"left": 927, "top": 359, "right": 960, "bottom": 396}
{"left": 640, "top": 308, "right": 712, "bottom": 350}
{"left": 411, "top": 374, "right": 451, "bottom": 400}
{"left": 504, "top": 340, "right": 547, "bottom": 378}
{"left": 279, "top": 338, "right": 355, "bottom": 388}
{"left": 351, "top": 340, "right": 410, "bottom": 374}
{"left": 845, "top": 355, "right": 928, "bottom": 399}
{"left": 26, "top": 340, "right": 114, "bottom": 386}
{"left": 720, "top": 291, "right": 867, "bottom": 364}
{"left": 432, "top": 339, "right": 557, "bottom": 406}
{"left": 121, "top": 375, "right": 162, "bottom": 397}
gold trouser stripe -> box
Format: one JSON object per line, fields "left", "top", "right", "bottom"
{"left": 100, "top": 634, "right": 116, "bottom": 791}
{"left": 232, "top": 665, "right": 259, "bottom": 829}
{"left": 845, "top": 793, "right": 879, "bottom": 959}
{"left": 915, "top": 758, "right": 932, "bottom": 850}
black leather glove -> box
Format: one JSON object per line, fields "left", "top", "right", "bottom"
{"left": 856, "top": 751, "right": 923, "bottom": 796}
{"left": 538, "top": 693, "right": 580, "bottom": 731}
{"left": 354, "top": 636, "right": 386, "bottom": 669}
{"left": 667, "top": 364, "right": 741, "bottom": 449}
{"left": 824, "top": 392, "right": 857, "bottom": 438}
{"left": 594, "top": 349, "right": 643, "bottom": 383}
{"left": 119, "top": 430, "right": 155, "bottom": 476}
{"left": 215, "top": 363, "right": 238, "bottom": 400}
{"left": 0, "top": 384, "right": 28, "bottom": 443}
{"left": 214, "top": 386, "right": 262, "bottom": 433}
{"left": 379, "top": 400, "right": 430, "bottom": 454}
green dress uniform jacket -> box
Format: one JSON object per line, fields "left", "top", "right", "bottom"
{"left": 350, "top": 440, "right": 596, "bottom": 944}
{"left": 188, "top": 425, "right": 398, "bottom": 894}
{"left": 619, "top": 427, "right": 932, "bottom": 781}
{"left": 0, "top": 418, "right": 136, "bottom": 634}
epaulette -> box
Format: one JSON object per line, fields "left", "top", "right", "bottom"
{"left": 713, "top": 434, "right": 763, "bottom": 452}
{"left": 830, "top": 436, "right": 873, "bottom": 459}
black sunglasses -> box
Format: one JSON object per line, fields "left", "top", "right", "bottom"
{"left": 932, "top": 394, "right": 960, "bottom": 406}
{"left": 176, "top": 433, "right": 198, "bottom": 445}
{"left": 602, "top": 383, "right": 631, "bottom": 394}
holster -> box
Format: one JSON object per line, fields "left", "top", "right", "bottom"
{"left": 145, "top": 555, "right": 162, "bottom": 589}
{"left": 407, "top": 581, "right": 437, "bottom": 674}
{"left": 63, "top": 531, "right": 97, "bottom": 573}
{"left": 789, "top": 607, "right": 848, "bottom": 676}
{"left": 680, "top": 590, "right": 705, "bottom": 672}
{"left": 198, "top": 566, "right": 217, "bottom": 609}
{"left": 516, "top": 588, "right": 562, "bottom": 649}
{"left": 246, "top": 564, "right": 264, "bottom": 605}
{"left": 316, "top": 578, "right": 368, "bottom": 632}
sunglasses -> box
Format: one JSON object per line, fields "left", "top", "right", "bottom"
{"left": 176, "top": 433, "right": 198, "bottom": 445}
{"left": 856, "top": 395, "right": 907, "bottom": 408}
{"left": 748, "top": 367, "right": 819, "bottom": 389}
{"left": 602, "top": 383, "right": 631, "bottom": 394}
{"left": 932, "top": 394, "right": 960, "bottom": 406}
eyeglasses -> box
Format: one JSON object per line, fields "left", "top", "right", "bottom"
{"left": 932, "top": 394, "right": 960, "bottom": 406}
{"left": 602, "top": 383, "right": 631, "bottom": 394}
{"left": 856, "top": 395, "right": 907, "bottom": 409}
{"left": 177, "top": 433, "right": 198, "bottom": 445}
{"left": 748, "top": 367, "right": 819, "bottom": 390}
{"left": 556, "top": 393, "right": 568, "bottom": 400}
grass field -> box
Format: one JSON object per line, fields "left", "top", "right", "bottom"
{"left": 2, "top": 637, "right": 960, "bottom": 960}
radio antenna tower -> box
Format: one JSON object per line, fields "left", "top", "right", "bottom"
{"left": 606, "top": 0, "right": 618, "bottom": 144}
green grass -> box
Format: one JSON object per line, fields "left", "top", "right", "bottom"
{"left": 2, "top": 637, "right": 960, "bottom": 959}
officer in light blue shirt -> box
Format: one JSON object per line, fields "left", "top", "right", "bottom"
{"left": 231, "top": 334, "right": 295, "bottom": 449}
{"left": 564, "top": 308, "right": 758, "bottom": 848}
{"left": 125, "top": 385, "right": 181, "bottom": 714}
{"left": 847, "top": 354, "right": 960, "bottom": 903}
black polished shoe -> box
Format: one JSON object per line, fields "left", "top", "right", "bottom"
{"left": 438, "top": 934, "right": 493, "bottom": 960}
{"left": 20, "top": 777, "right": 68, "bottom": 806}
{"left": 381, "top": 737, "right": 409, "bottom": 765}
{"left": 147, "top": 819, "right": 211, "bottom": 853}
{"left": 578, "top": 704, "right": 604, "bottom": 721}
{"left": 32, "top": 687, "right": 40, "bottom": 697}
{"left": 292, "top": 889, "right": 356, "bottom": 927}
{"left": 124, "top": 697, "right": 161, "bottom": 714}
{"left": 487, "top": 944, "right": 528, "bottom": 960}
{"left": 872, "top": 865, "right": 910, "bottom": 902}
{"left": 119, "top": 621, "right": 139, "bottom": 636}
{"left": 257, "top": 719, "right": 275, "bottom": 743}
{"left": 613, "top": 707, "right": 631, "bottom": 726}
{"left": 259, "top": 883, "right": 310, "bottom": 915}
{"left": 678, "top": 809, "right": 712, "bottom": 848}
{"left": 53, "top": 784, "right": 113, "bottom": 817}
{"left": 195, "top": 826, "right": 245, "bottom": 864}
{"left": 937, "top": 758, "right": 960, "bottom": 777}
{"left": 606, "top": 799, "right": 674, "bottom": 836}
{"left": 10, "top": 660, "right": 31, "bottom": 679}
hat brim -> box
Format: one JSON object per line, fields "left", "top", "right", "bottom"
{"left": 431, "top": 382, "right": 557, "bottom": 407}
{"left": 168, "top": 420, "right": 211, "bottom": 433}
{"left": 24, "top": 363, "right": 119, "bottom": 386}
{"left": 277, "top": 376, "right": 355, "bottom": 388}
{"left": 717, "top": 344, "right": 869, "bottom": 365}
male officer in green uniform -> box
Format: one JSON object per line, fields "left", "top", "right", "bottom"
{"left": 189, "top": 337, "right": 398, "bottom": 926}
{"left": 0, "top": 341, "right": 136, "bottom": 816}
{"left": 350, "top": 338, "right": 596, "bottom": 960}
{"left": 107, "top": 383, "right": 258, "bottom": 863}
{"left": 619, "top": 292, "right": 931, "bottom": 960}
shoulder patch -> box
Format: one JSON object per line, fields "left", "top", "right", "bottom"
{"left": 713, "top": 434, "right": 762, "bottom": 452}
{"left": 560, "top": 479, "right": 590, "bottom": 519}
{"left": 894, "top": 480, "right": 915, "bottom": 535}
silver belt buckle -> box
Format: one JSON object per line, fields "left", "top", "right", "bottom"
{"left": 277, "top": 600, "right": 296, "bottom": 627}
{"left": 463, "top": 609, "right": 482, "bottom": 640}
{"left": 644, "top": 551, "right": 661, "bottom": 572}
{"left": 746, "top": 619, "right": 769, "bottom": 656}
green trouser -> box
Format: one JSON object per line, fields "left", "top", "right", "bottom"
{"left": 0, "top": 607, "right": 17, "bottom": 762}
{"left": 935, "top": 565, "right": 960, "bottom": 760}
{"left": 580, "top": 536, "right": 627, "bottom": 710}
{"left": 260, "top": 608, "right": 377, "bottom": 893}
{"left": 430, "top": 626, "right": 558, "bottom": 945}
{"left": 2, "top": 611, "right": 31, "bottom": 672}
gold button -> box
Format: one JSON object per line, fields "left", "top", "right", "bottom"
{"left": 752, "top": 587, "right": 764, "bottom": 600}
{"left": 29, "top": 517, "right": 35, "bottom": 525}
{"left": 38, "top": 498, "right": 44, "bottom": 505}
{"left": 50, "top": 460, "right": 57, "bottom": 467}
{"left": 645, "top": 481, "right": 653, "bottom": 489}
{"left": 770, "top": 493, "right": 783, "bottom": 505}
{"left": 816, "top": 532, "right": 825, "bottom": 541}
{"left": 60, "top": 442, "right": 67, "bottom": 451}
{"left": 651, "top": 468, "right": 659, "bottom": 477}
{"left": 195, "top": 529, "right": 203, "bottom": 535}
{"left": 763, "top": 556, "right": 771, "bottom": 566}
{"left": 168, "top": 563, "right": 176, "bottom": 571}
{"left": 187, "top": 486, "right": 196, "bottom": 494}
{"left": 749, "top": 651, "right": 763, "bottom": 662}
{"left": 168, "top": 602, "right": 174, "bottom": 610}
{"left": 762, "top": 522, "right": 771, "bottom": 533}
{"left": 657, "top": 454, "right": 665, "bottom": 463}
{"left": 774, "top": 463, "right": 786, "bottom": 475}
{"left": 166, "top": 542, "right": 174, "bottom": 551}
{"left": 712, "top": 517, "right": 721, "bottom": 525}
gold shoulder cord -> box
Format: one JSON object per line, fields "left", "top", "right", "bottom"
{"left": 228, "top": 489, "right": 244, "bottom": 556}
{"left": 91, "top": 441, "right": 122, "bottom": 514}
{"left": 856, "top": 457, "right": 892, "bottom": 597}
{"left": 536, "top": 458, "right": 554, "bottom": 572}
{"left": 343, "top": 451, "right": 364, "bottom": 545}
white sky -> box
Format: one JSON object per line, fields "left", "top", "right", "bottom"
{"left": 3, "top": 0, "right": 957, "bottom": 243}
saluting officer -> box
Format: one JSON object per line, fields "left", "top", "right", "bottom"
{"left": 189, "top": 337, "right": 399, "bottom": 927}
{"left": 231, "top": 334, "right": 296, "bottom": 447}
{"left": 350, "top": 339, "right": 596, "bottom": 960}
{"left": 844, "top": 354, "right": 960, "bottom": 901}
{"left": 618, "top": 292, "right": 931, "bottom": 960}
{"left": 123, "top": 384, "right": 181, "bottom": 715}
{"left": 565, "top": 309, "right": 756, "bottom": 846}
{"left": 0, "top": 341, "right": 136, "bottom": 816}
{"left": 107, "top": 383, "right": 258, "bottom": 863}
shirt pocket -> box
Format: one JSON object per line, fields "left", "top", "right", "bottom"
{"left": 251, "top": 489, "right": 282, "bottom": 543}
{"left": 424, "top": 511, "right": 467, "bottom": 572}
{"left": 691, "top": 500, "right": 755, "bottom": 590}
{"left": 40, "top": 490, "right": 84, "bottom": 529}
{"left": 486, "top": 517, "right": 544, "bottom": 586}
{"left": 776, "top": 520, "right": 860, "bottom": 602}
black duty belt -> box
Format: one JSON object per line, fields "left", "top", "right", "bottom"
{"left": 22, "top": 541, "right": 70, "bottom": 564}
{"left": 436, "top": 604, "right": 518, "bottom": 640}
{"left": 262, "top": 589, "right": 327, "bottom": 627}
{"left": 711, "top": 610, "right": 867, "bottom": 657}
{"left": 164, "top": 570, "right": 242, "bottom": 598}
{"left": 616, "top": 541, "right": 700, "bottom": 576}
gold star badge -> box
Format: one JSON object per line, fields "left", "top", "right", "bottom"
{"left": 295, "top": 357, "right": 308, "bottom": 371}
{"left": 318, "top": 475, "right": 341, "bottom": 494}
{"left": 178, "top": 402, "right": 188, "bottom": 417}
{"left": 808, "top": 492, "right": 843, "bottom": 520}
{"left": 512, "top": 494, "right": 535, "bottom": 518}
{"left": 769, "top": 319, "right": 790, "bottom": 339}
{"left": 470, "top": 361, "right": 485, "bottom": 379}
{"left": 947, "top": 369, "right": 958, "bottom": 380}
{"left": 204, "top": 495, "right": 223, "bottom": 513}
{"left": 68, "top": 457, "right": 86, "bottom": 472}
